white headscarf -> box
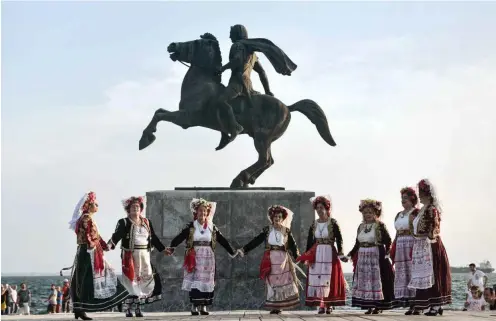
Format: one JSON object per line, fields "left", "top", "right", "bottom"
{"left": 68, "top": 192, "right": 91, "bottom": 231}
{"left": 418, "top": 178, "right": 443, "bottom": 213}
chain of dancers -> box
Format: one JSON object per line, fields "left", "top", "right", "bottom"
{"left": 61, "top": 178, "right": 451, "bottom": 320}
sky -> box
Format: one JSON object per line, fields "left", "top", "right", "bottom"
{"left": 1, "top": 2, "right": 496, "bottom": 274}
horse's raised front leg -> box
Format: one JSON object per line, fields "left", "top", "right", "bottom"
{"left": 230, "top": 136, "right": 271, "bottom": 188}
{"left": 139, "top": 109, "right": 191, "bottom": 150}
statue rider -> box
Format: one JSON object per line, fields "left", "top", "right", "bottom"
{"left": 216, "top": 24, "right": 297, "bottom": 151}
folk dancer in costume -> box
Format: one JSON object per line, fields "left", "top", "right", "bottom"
{"left": 408, "top": 179, "right": 452, "bottom": 316}
{"left": 107, "top": 196, "right": 167, "bottom": 318}
{"left": 165, "top": 198, "right": 237, "bottom": 315}
{"left": 390, "top": 187, "right": 419, "bottom": 314}
{"left": 68, "top": 191, "right": 129, "bottom": 321}
{"left": 215, "top": 24, "right": 298, "bottom": 150}
{"left": 346, "top": 199, "right": 395, "bottom": 315}
{"left": 237, "top": 205, "right": 301, "bottom": 315}
{"left": 296, "top": 195, "right": 347, "bottom": 314}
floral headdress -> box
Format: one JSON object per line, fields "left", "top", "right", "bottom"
{"left": 400, "top": 186, "right": 418, "bottom": 205}
{"left": 267, "top": 205, "right": 294, "bottom": 229}
{"left": 310, "top": 195, "right": 332, "bottom": 211}
{"left": 190, "top": 198, "right": 217, "bottom": 228}
{"left": 359, "top": 198, "right": 382, "bottom": 217}
{"left": 68, "top": 191, "right": 97, "bottom": 231}
{"left": 417, "top": 178, "right": 442, "bottom": 213}
{"left": 122, "top": 196, "right": 146, "bottom": 214}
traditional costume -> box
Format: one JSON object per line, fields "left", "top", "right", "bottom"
{"left": 239, "top": 205, "right": 301, "bottom": 314}
{"left": 168, "top": 198, "right": 236, "bottom": 315}
{"left": 390, "top": 187, "right": 419, "bottom": 312}
{"left": 408, "top": 179, "right": 452, "bottom": 315}
{"left": 108, "top": 196, "right": 165, "bottom": 318}
{"left": 347, "top": 199, "right": 395, "bottom": 314}
{"left": 296, "top": 195, "right": 347, "bottom": 313}
{"left": 68, "top": 192, "right": 129, "bottom": 321}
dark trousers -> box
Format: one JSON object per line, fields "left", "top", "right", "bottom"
{"left": 62, "top": 300, "right": 71, "bottom": 313}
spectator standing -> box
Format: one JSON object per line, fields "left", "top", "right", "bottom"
{"left": 1, "top": 284, "right": 7, "bottom": 315}
{"left": 62, "top": 279, "right": 71, "bottom": 313}
{"left": 47, "top": 284, "right": 57, "bottom": 314}
{"left": 56, "top": 286, "right": 63, "bottom": 313}
{"left": 17, "top": 283, "right": 31, "bottom": 315}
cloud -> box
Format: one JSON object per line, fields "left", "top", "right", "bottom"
{"left": 2, "top": 30, "right": 496, "bottom": 273}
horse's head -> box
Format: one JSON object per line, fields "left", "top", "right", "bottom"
{"left": 167, "top": 33, "right": 222, "bottom": 72}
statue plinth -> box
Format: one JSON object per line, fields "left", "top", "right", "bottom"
{"left": 174, "top": 187, "right": 285, "bottom": 191}
{"left": 145, "top": 189, "right": 315, "bottom": 311}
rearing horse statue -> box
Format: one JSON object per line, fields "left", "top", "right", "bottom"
{"left": 139, "top": 33, "right": 336, "bottom": 188}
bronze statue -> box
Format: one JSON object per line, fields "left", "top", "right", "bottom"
{"left": 216, "top": 24, "right": 297, "bottom": 149}
{"left": 139, "top": 27, "right": 336, "bottom": 188}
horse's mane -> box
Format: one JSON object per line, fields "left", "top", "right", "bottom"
{"left": 200, "top": 33, "right": 222, "bottom": 71}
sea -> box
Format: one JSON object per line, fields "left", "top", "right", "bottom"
{"left": 2, "top": 273, "right": 495, "bottom": 315}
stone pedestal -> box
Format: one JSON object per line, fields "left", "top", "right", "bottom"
{"left": 144, "top": 188, "right": 315, "bottom": 312}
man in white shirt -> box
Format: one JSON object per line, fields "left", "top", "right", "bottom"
{"left": 468, "top": 263, "right": 488, "bottom": 292}
{"left": 8, "top": 285, "right": 18, "bottom": 314}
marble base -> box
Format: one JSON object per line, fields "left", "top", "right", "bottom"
{"left": 144, "top": 189, "right": 316, "bottom": 311}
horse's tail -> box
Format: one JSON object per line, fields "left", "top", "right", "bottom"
{"left": 287, "top": 99, "right": 336, "bottom": 146}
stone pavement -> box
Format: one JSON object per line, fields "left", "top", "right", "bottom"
{"left": 2, "top": 310, "right": 496, "bottom": 321}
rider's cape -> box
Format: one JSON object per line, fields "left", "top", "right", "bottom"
{"left": 237, "top": 38, "right": 297, "bottom": 76}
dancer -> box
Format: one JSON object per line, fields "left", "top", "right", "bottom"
{"left": 68, "top": 191, "right": 129, "bottom": 320}
{"left": 391, "top": 187, "right": 419, "bottom": 314}
{"left": 166, "top": 198, "right": 237, "bottom": 315}
{"left": 347, "top": 199, "right": 395, "bottom": 314}
{"left": 408, "top": 179, "right": 452, "bottom": 316}
{"left": 238, "top": 205, "right": 301, "bottom": 314}
{"left": 108, "top": 196, "right": 167, "bottom": 317}
{"left": 297, "top": 195, "right": 347, "bottom": 314}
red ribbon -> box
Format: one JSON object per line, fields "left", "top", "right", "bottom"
{"left": 390, "top": 240, "right": 397, "bottom": 263}
{"left": 184, "top": 248, "right": 196, "bottom": 273}
{"left": 259, "top": 250, "right": 272, "bottom": 280}
{"left": 296, "top": 243, "right": 318, "bottom": 264}
{"left": 93, "top": 243, "right": 105, "bottom": 275}
{"left": 122, "top": 251, "right": 135, "bottom": 281}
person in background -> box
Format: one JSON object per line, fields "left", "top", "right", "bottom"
{"left": 464, "top": 285, "right": 486, "bottom": 311}
{"left": 463, "top": 263, "right": 489, "bottom": 310}
{"left": 468, "top": 263, "right": 488, "bottom": 292}
{"left": 17, "top": 283, "right": 31, "bottom": 315}
{"left": 8, "top": 284, "right": 18, "bottom": 314}
{"left": 56, "top": 286, "right": 63, "bottom": 313}
{"left": 1, "top": 284, "right": 7, "bottom": 315}
{"left": 484, "top": 287, "right": 496, "bottom": 310}
{"left": 47, "top": 284, "right": 57, "bottom": 314}
{"left": 61, "top": 279, "right": 71, "bottom": 313}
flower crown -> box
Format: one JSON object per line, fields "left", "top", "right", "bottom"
{"left": 268, "top": 205, "right": 288, "bottom": 219}
{"left": 81, "top": 192, "right": 97, "bottom": 213}
{"left": 190, "top": 198, "right": 212, "bottom": 214}
{"left": 418, "top": 179, "right": 432, "bottom": 195}
{"left": 359, "top": 198, "right": 382, "bottom": 213}
{"left": 400, "top": 186, "right": 418, "bottom": 203}
{"left": 400, "top": 187, "right": 416, "bottom": 196}
{"left": 122, "top": 196, "right": 145, "bottom": 213}
{"left": 311, "top": 195, "right": 332, "bottom": 211}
